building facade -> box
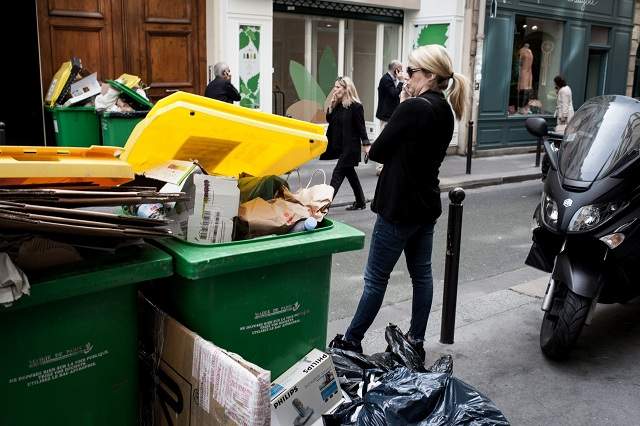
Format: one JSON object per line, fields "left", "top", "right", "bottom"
{"left": 476, "top": 0, "right": 635, "bottom": 150}
{"left": 209, "top": 0, "right": 468, "bottom": 144}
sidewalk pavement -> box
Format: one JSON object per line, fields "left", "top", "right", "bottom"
{"left": 327, "top": 270, "right": 640, "bottom": 425}
{"left": 297, "top": 152, "right": 542, "bottom": 207}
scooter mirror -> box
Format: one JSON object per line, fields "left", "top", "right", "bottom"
{"left": 525, "top": 117, "right": 549, "bottom": 138}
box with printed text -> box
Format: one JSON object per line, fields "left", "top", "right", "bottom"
{"left": 270, "top": 349, "right": 342, "bottom": 426}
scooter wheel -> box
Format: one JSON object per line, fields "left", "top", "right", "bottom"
{"left": 540, "top": 284, "right": 591, "bottom": 360}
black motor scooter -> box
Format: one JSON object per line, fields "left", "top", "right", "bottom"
{"left": 525, "top": 95, "right": 640, "bottom": 359}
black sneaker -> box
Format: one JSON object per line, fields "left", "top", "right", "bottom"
{"left": 406, "top": 334, "right": 426, "bottom": 363}
{"left": 328, "top": 334, "right": 363, "bottom": 353}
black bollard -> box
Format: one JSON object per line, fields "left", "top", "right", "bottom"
{"left": 466, "top": 121, "right": 474, "bottom": 175}
{"left": 440, "top": 187, "right": 465, "bottom": 344}
{"left": 535, "top": 136, "right": 542, "bottom": 168}
{"left": 0, "top": 122, "right": 5, "bottom": 145}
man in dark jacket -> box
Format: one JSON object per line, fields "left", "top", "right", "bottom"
{"left": 374, "top": 60, "right": 404, "bottom": 174}
{"left": 204, "top": 62, "right": 241, "bottom": 103}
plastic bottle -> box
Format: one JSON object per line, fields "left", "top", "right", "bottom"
{"left": 289, "top": 217, "right": 318, "bottom": 233}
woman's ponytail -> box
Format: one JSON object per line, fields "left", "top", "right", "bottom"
{"left": 447, "top": 72, "right": 470, "bottom": 121}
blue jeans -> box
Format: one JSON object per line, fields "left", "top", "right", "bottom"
{"left": 345, "top": 214, "right": 435, "bottom": 344}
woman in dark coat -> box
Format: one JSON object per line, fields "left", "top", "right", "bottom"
{"left": 329, "top": 45, "right": 471, "bottom": 360}
{"left": 320, "top": 76, "right": 370, "bottom": 210}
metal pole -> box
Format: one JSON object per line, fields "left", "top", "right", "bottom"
{"left": 466, "top": 121, "right": 474, "bottom": 174}
{"left": 440, "top": 187, "right": 465, "bottom": 344}
{"left": 0, "top": 122, "right": 5, "bottom": 145}
{"left": 535, "top": 136, "right": 542, "bottom": 167}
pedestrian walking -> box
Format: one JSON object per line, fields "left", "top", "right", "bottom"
{"left": 329, "top": 45, "right": 470, "bottom": 360}
{"left": 204, "top": 62, "right": 241, "bottom": 104}
{"left": 554, "top": 75, "right": 574, "bottom": 133}
{"left": 320, "top": 76, "right": 370, "bottom": 211}
{"left": 374, "top": 60, "right": 404, "bottom": 175}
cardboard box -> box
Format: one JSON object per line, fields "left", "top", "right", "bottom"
{"left": 270, "top": 349, "right": 342, "bottom": 426}
{"left": 139, "top": 296, "right": 271, "bottom": 426}
{"left": 143, "top": 161, "right": 240, "bottom": 244}
{"left": 63, "top": 72, "right": 101, "bottom": 106}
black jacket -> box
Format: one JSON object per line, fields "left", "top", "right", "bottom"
{"left": 320, "top": 102, "right": 370, "bottom": 167}
{"left": 369, "top": 90, "right": 454, "bottom": 224}
{"left": 204, "top": 77, "right": 241, "bottom": 103}
{"left": 376, "top": 73, "right": 403, "bottom": 121}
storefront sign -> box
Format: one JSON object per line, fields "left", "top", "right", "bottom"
{"left": 566, "top": 0, "right": 599, "bottom": 12}
{"left": 239, "top": 25, "right": 260, "bottom": 109}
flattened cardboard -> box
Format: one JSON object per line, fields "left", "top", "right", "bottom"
{"left": 139, "top": 296, "right": 271, "bottom": 426}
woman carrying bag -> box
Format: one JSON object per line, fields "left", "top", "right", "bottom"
{"left": 320, "top": 76, "right": 370, "bottom": 211}
{"left": 330, "top": 45, "right": 470, "bottom": 360}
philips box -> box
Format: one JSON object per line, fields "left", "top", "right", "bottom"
{"left": 271, "top": 349, "right": 342, "bottom": 426}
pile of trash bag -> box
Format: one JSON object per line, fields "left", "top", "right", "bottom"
{"left": 325, "top": 324, "right": 510, "bottom": 425}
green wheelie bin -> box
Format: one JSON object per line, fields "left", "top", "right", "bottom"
{"left": 99, "top": 111, "right": 149, "bottom": 147}
{"left": 0, "top": 244, "right": 172, "bottom": 426}
{"left": 148, "top": 218, "right": 364, "bottom": 378}
{"left": 48, "top": 105, "right": 101, "bottom": 147}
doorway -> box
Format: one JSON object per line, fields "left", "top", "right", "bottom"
{"left": 584, "top": 49, "right": 607, "bottom": 101}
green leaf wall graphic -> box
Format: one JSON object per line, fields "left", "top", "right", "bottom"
{"left": 318, "top": 47, "right": 337, "bottom": 99}
{"left": 289, "top": 60, "right": 326, "bottom": 105}
{"left": 416, "top": 24, "right": 449, "bottom": 47}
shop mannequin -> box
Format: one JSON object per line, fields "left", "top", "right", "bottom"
{"left": 518, "top": 43, "right": 534, "bottom": 113}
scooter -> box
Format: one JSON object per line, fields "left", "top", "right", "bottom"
{"left": 525, "top": 95, "right": 640, "bottom": 359}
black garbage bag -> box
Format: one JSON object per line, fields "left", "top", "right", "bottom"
{"left": 426, "top": 354, "right": 453, "bottom": 374}
{"left": 357, "top": 367, "right": 510, "bottom": 426}
{"left": 322, "top": 397, "right": 363, "bottom": 426}
{"left": 384, "top": 324, "right": 427, "bottom": 372}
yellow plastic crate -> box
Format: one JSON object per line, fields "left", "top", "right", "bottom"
{"left": 119, "top": 92, "right": 328, "bottom": 177}
{"left": 0, "top": 145, "right": 134, "bottom": 186}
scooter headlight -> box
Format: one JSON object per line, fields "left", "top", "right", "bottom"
{"left": 542, "top": 193, "right": 558, "bottom": 227}
{"left": 568, "top": 202, "right": 625, "bottom": 232}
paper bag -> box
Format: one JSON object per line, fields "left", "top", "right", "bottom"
{"left": 237, "top": 197, "right": 311, "bottom": 238}
{"left": 280, "top": 169, "right": 334, "bottom": 220}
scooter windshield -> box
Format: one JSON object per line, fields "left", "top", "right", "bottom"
{"left": 560, "top": 95, "right": 640, "bottom": 182}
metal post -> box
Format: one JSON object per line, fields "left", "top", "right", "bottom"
{"left": 466, "top": 121, "right": 474, "bottom": 174}
{"left": 0, "top": 122, "right": 5, "bottom": 145}
{"left": 440, "top": 187, "right": 465, "bottom": 344}
{"left": 535, "top": 136, "right": 542, "bottom": 167}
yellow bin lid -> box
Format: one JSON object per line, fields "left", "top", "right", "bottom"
{"left": 119, "top": 92, "right": 328, "bottom": 177}
{"left": 0, "top": 145, "right": 134, "bottom": 187}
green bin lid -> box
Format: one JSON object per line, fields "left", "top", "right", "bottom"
{"left": 4, "top": 243, "right": 172, "bottom": 311}
{"left": 155, "top": 218, "right": 365, "bottom": 280}
{"left": 107, "top": 80, "right": 154, "bottom": 110}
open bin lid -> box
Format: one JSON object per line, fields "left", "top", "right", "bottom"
{"left": 119, "top": 91, "right": 328, "bottom": 177}
{"left": 0, "top": 145, "right": 134, "bottom": 186}
{"left": 107, "top": 79, "right": 154, "bottom": 110}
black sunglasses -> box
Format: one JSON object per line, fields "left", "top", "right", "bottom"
{"left": 407, "top": 67, "right": 425, "bottom": 78}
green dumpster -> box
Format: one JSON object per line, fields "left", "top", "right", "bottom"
{"left": 99, "top": 111, "right": 148, "bottom": 147}
{"left": 0, "top": 244, "right": 172, "bottom": 426}
{"left": 148, "top": 218, "right": 364, "bottom": 378}
{"left": 48, "top": 105, "right": 100, "bottom": 147}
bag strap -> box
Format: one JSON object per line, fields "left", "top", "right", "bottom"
{"left": 306, "top": 169, "right": 327, "bottom": 188}
{"left": 285, "top": 169, "right": 302, "bottom": 191}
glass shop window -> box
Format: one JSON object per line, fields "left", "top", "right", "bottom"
{"left": 508, "top": 16, "right": 564, "bottom": 116}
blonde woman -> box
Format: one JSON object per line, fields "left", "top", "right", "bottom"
{"left": 319, "top": 76, "right": 370, "bottom": 210}
{"left": 330, "top": 45, "right": 470, "bottom": 359}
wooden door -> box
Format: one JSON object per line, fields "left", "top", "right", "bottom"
{"left": 37, "top": 0, "right": 124, "bottom": 89}
{"left": 124, "top": 0, "right": 206, "bottom": 102}
{"left": 37, "top": 0, "right": 206, "bottom": 104}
